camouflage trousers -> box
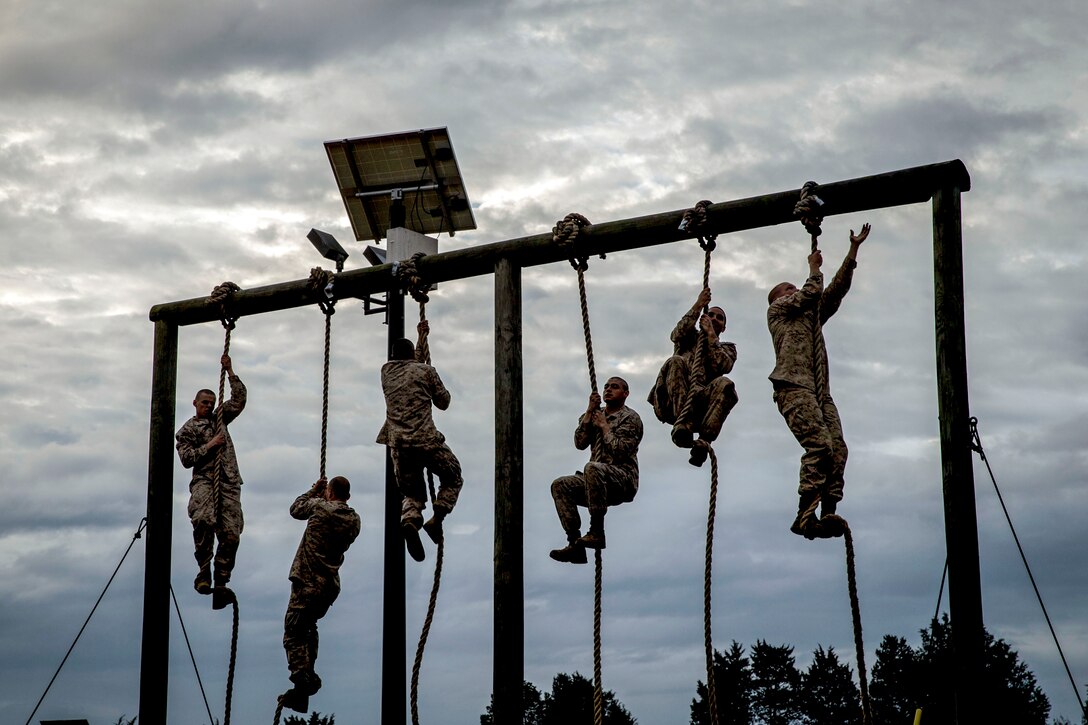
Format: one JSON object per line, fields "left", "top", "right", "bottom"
{"left": 773, "top": 385, "right": 848, "bottom": 502}
{"left": 390, "top": 442, "right": 463, "bottom": 525}
{"left": 649, "top": 355, "right": 738, "bottom": 441}
{"left": 187, "top": 479, "right": 243, "bottom": 582}
{"left": 551, "top": 462, "right": 637, "bottom": 534}
{"left": 283, "top": 580, "right": 337, "bottom": 677}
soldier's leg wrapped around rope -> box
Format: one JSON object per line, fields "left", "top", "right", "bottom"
{"left": 696, "top": 376, "right": 739, "bottom": 443}
{"left": 390, "top": 447, "right": 428, "bottom": 528}
{"left": 773, "top": 384, "right": 834, "bottom": 538}
{"left": 187, "top": 479, "right": 244, "bottom": 591}
{"left": 421, "top": 441, "right": 463, "bottom": 516}
{"left": 283, "top": 581, "right": 335, "bottom": 696}
{"left": 647, "top": 354, "right": 690, "bottom": 425}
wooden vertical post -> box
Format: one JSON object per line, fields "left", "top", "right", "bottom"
{"left": 139, "top": 320, "right": 178, "bottom": 725}
{"left": 493, "top": 257, "right": 524, "bottom": 722}
{"left": 382, "top": 291, "right": 407, "bottom": 725}
{"left": 932, "top": 186, "right": 985, "bottom": 722}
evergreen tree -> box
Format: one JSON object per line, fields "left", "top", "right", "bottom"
{"left": 870, "top": 634, "right": 921, "bottom": 724}
{"left": 910, "top": 615, "right": 1049, "bottom": 724}
{"left": 480, "top": 680, "right": 545, "bottom": 724}
{"left": 481, "top": 673, "right": 635, "bottom": 725}
{"left": 541, "top": 672, "right": 637, "bottom": 725}
{"left": 797, "top": 645, "right": 861, "bottom": 725}
{"left": 283, "top": 713, "right": 334, "bottom": 725}
{"left": 750, "top": 640, "right": 802, "bottom": 725}
{"left": 691, "top": 640, "right": 753, "bottom": 725}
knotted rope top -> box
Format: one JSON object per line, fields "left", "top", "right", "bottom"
{"left": 793, "top": 180, "right": 825, "bottom": 252}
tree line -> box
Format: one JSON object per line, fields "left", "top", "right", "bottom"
{"left": 482, "top": 616, "right": 1082, "bottom": 724}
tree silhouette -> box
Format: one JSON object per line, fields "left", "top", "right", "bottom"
{"left": 283, "top": 712, "right": 335, "bottom": 725}
{"left": 481, "top": 673, "right": 635, "bottom": 724}
{"left": 749, "top": 640, "right": 801, "bottom": 725}
{"left": 690, "top": 640, "right": 753, "bottom": 725}
{"left": 797, "top": 645, "right": 860, "bottom": 725}
{"left": 870, "top": 634, "right": 920, "bottom": 724}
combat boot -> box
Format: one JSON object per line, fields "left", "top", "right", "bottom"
{"left": 671, "top": 422, "right": 694, "bottom": 448}
{"left": 402, "top": 519, "right": 425, "bottom": 562}
{"left": 578, "top": 513, "right": 606, "bottom": 550}
{"left": 194, "top": 566, "right": 212, "bottom": 595}
{"left": 423, "top": 509, "right": 446, "bottom": 545}
{"left": 820, "top": 496, "right": 838, "bottom": 518}
{"left": 790, "top": 491, "right": 820, "bottom": 540}
{"left": 550, "top": 529, "right": 588, "bottom": 564}
{"left": 688, "top": 439, "right": 710, "bottom": 468}
{"left": 279, "top": 688, "right": 309, "bottom": 714}
{"left": 549, "top": 542, "right": 588, "bottom": 564}
{"left": 290, "top": 668, "right": 322, "bottom": 696}
{"left": 212, "top": 585, "right": 236, "bottom": 611}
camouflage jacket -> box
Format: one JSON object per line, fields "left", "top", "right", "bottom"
{"left": 671, "top": 307, "right": 737, "bottom": 381}
{"left": 175, "top": 375, "right": 247, "bottom": 487}
{"left": 376, "top": 360, "right": 451, "bottom": 448}
{"left": 574, "top": 404, "right": 643, "bottom": 481}
{"left": 767, "top": 257, "right": 857, "bottom": 393}
{"left": 288, "top": 491, "right": 361, "bottom": 593}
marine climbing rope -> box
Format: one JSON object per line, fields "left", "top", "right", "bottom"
{"left": 396, "top": 252, "right": 447, "bottom": 725}
{"left": 208, "top": 281, "right": 243, "bottom": 725}
{"left": 791, "top": 187, "right": 871, "bottom": 724}
{"left": 553, "top": 212, "right": 607, "bottom": 725}
{"left": 678, "top": 198, "right": 722, "bottom": 725}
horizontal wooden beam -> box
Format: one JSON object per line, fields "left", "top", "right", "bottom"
{"left": 150, "top": 159, "right": 969, "bottom": 325}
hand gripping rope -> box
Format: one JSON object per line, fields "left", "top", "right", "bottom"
{"left": 396, "top": 252, "right": 446, "bottom": 725}
{"left": 552, "top": 213, "right": 608, "bottom": 725}
{"left": 678, "top": 199, "right": 723, "bottom": 725}
{"left": 792, "top": 185, "right": 871, "bottom": 724}
{"left": 207, "top": 281, "right": 243, "bottom": 725}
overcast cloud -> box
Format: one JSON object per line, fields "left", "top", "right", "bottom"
{"left": 2, "top": 0, "right": 1086, "bottom": 723}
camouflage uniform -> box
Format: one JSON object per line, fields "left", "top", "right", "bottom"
{"left": 377, "top": 359, "right": 463, "bottom": 526}
{"left": 175, "top": 374, "right": 246, "bottom": 584}
{"left": 647, "top": 306, "right": 739, "bottom": 442}
{"left": 767, "top": 257, "right": 857, "bottom": 505}
{"left": 551, "top": 404, "right": 644, "bottom": 534}
{"left": 283, "top": 488, "right": 361, "bottom": 684}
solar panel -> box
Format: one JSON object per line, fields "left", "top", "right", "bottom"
{"left": 325, "top": 127, "right": 476, "bottom": 243}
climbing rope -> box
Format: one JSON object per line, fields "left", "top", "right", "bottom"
{"left": 678, "top": 199, "right": 723, "bottom": 725}
{"left": 970, "top": 417, "right": 1086, "bottom": 720}
{"left": 553, "top": 212, "right": 606, "bottom": 725}
{"left": 792, "top": 186, "right": 871, "bottom": 723}
{"left": 842, "top": 521, "right": 872, "bottom": 725}
{"left": 208, "top": 281, "right": 241, "bottom": 535}
{"left": 396, "top": 253, "right": 447, "bottom": 725}
{"left": 223, "top": 597, "right": 240, "bottom": 725}
{"left": 308, "top": 267, "right": 337, "bottom": 481}
{"left": 793, "top": 180, "right": 824, "bottom": 253}
{"left": 208, "top": 281, "right": 243, "bottom": 725}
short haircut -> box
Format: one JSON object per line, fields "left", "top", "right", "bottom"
{"left": 708, "top": 306, "right": 727, "bottom": 326}
{"left": 607, "top": 376, "right": 629, "bottom": 393}
{"left": 195, "top": 389, "right": 215, "bottom": 400}
{"left": 768, "top": 282, "right": 792, "bottom": 305}
{"left": 392, "top": 338, "right": 416, "bottom": 361}
{"left": 328, "top": 476, "right": 351, "bottom": 499}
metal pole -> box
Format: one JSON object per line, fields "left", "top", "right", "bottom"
{"left": 139, "top": 320, "right": 178, "bottom": 725}
{"left": 493, "top": 258, "right": 524, "bottom": 722}
{"left": 932, "top": 186, "right": 985, "bottom": 722}
{"left": 382, "top": 290, "right": 406, "bottom": 725}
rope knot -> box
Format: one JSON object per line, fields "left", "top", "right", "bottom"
{"left": 680, "top": 200, "right": 718, "bottom": 252}
{"left": 308, "top": 267, "right": 337, "bottom": 316}
{"left": 552, "top": 213, "right": 599, "bottom": 271}
{"left": 794, "top": 181, "right": 825, "bottom": 246}
{"left": 210, "top": 281, "right": 242, "bottom": 329}
{"left": 396, "top": 252, "right": 431, "bottom": 304}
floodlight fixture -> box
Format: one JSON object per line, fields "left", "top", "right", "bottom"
{"left": 363, "top": 245, "right": 387, "bottom": 267}
{"left": 324, "top": 127, "right": 476, "bottom": 244}
{"left": 307, "top": 228, "right": 349, "bottom": 272}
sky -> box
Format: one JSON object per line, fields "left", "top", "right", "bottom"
{"left": 1, "top": 0, "right": 1086, "bottom": 723}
